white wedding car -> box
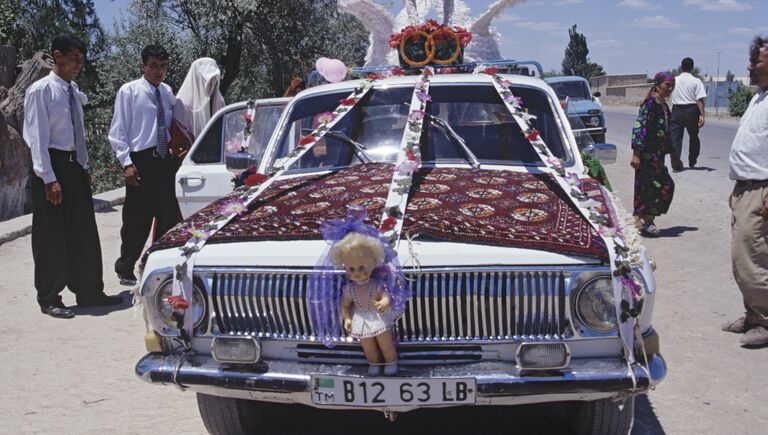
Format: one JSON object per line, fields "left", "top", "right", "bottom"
{"left": 137, "top": 66, "right": 665, "bottom": 435}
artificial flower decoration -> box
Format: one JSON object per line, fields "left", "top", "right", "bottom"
{"left": 299, "top": 135, "right": 316, "bottom": 146}
{"left": 484, "top": 66, "right": 499, "bottom": 76}
{"left": 339, "top": 97, "right": 357, "bottom": 106}
{"left": 167, "top": 295, "right": 189, "bottom": 311}
{"left": 315, "top": 112, "right": 336, "bottom": 125}
{"left": 380, "top": 216, "right": 397, "bottom": 232}
{"left": 220, "top": 198, "right": 249, "bottom": 216}
{"left": 244, "top": 173, "right": 268, "bottom": 187}
{"left": 525, "top": 130, "right": 540, "bottom": 141}
{"left": 242, "top": 112, "right": 252, "bottom": 123}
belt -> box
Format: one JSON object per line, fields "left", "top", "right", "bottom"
{"left": 735, "top": 179, "right": 768, "bottom": 187}
{"left": 133, "top": 146, "right": 171, "bottom": 159}
{"left": 49, "top": 148, "right": 78, "bottom": 162}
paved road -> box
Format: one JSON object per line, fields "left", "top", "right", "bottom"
{"left": 0, "top": 106, "right": 765, "bottom": 434}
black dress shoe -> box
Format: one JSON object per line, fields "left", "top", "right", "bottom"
{"left": 116, "top": 271, "right": 137, "bottom": 286}
{"left": 40, "top": 302, "right": 75, "bottom": 319}
{"left": 77, "top": 293, "right": 124, "bottom": 308}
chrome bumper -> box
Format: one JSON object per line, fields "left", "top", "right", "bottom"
{"left": 135, "top": 353, "right": 667, "bottom": 410}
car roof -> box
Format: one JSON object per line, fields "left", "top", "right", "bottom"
{"left": 295, "top": 73, "right": 553, "bottom": 98}
{"left": 544, "top": 76, "right": 588, "bottom": 84}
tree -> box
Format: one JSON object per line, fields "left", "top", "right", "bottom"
{"left": 561, "top": 25, "right": 604, "bottom": 79}
{"left": 725, "top": 69, "right": 735, "bottom": 82}
{"left": 7, "top": 0, "right": 107, "bottom": 92}
{"left": 542, "top": 68, "right": 561, "bottom": 78}
{"left": 728, "top": 83, "right": 755, "bottom": 117}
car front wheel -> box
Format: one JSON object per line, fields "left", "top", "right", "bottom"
{"left": 569, "top": 396, "right": 635, "bottom": 435}
{"left": 197, "top": 393, "right": 300, "bottom": 435}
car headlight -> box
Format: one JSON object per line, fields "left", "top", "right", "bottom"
{"left": 155, "top": 280, "right": 206, "bottom": 329}
{"left": 589, "top": 116, "right": 600, "bottom": 126}
{"left": 573, "top": 276, "right": 618, "bottom": 333}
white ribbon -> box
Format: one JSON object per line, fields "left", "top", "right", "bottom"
{"left": 482, "top": 69, "right": 640, "bottom": 366}
{"left": 378, "top": 67, "right": 433, "bottom": 247}
{"left": 170, "top": 79, "right": 379, "bottom": 338}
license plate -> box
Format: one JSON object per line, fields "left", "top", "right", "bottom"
{"left": 311, "top": 376, "right": 476, "bottom": 407}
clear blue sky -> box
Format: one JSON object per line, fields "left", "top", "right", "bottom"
{"left": 94, "top": 0, "right": 766, "bottom": 79}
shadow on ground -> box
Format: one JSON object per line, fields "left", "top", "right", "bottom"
{"left": 659, "top": 225, "right": 698, "bottom": 237}
{"left": 684, "top": 166, "right": 716, "bottom": 172}
{"left": 72, "top": 290, "right": 133, "bottom": 316}
{"left": 632, "top": 394, "right": 665, "bottom": 434}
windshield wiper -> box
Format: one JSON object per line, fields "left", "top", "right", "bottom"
{"left": 425, "top": 113, "right": 481, "bottom": 168}
{"left": 323, "top": 130, "right": 374, "bottom": 164}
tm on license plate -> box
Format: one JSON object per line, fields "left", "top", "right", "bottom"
{"left": 311, "top": 376, "right": 476, "bottom": 407}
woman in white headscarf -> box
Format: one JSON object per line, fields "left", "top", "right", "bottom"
{"left": 171, "top": 57, "right": 226, "bottom": 158}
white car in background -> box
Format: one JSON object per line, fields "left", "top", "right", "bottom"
{"left": 175, "top": 97, "right": 289, "bottom": 218}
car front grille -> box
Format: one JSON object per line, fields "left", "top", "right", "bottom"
{"left": 202, "top": 269, "right": 571, "bottom": 343}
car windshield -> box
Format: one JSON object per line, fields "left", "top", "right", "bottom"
{"left": 549, "top": 80, "right": 591, "bottom": 101}
{"left": 270, "top": 82, "right": 568, "bottom": 173}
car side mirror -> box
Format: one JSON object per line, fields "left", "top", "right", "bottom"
{"left": 593, "top": 91, "right": 601, "bottom": 98}
{"left": 583, "top": 143, "right": 616, "bottom": 165}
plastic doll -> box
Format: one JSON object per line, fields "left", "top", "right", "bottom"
{"left": 331, "top": 232, "right": 399, "bottom": 376}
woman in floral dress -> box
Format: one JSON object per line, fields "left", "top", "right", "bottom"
{"left": 630, "top": 71, "right": 676, "bottom": 236}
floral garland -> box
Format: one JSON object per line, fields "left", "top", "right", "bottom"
{"left": 379, "top": 67, "right": 433, "bottom": 246}
{"left": 476, "top": 66, "right": 644, "bottom": 368}
{"left": 168, "top": 77, "right": 379, "bottom": 339}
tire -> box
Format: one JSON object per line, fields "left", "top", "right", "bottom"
{"left": 591, "top": 133, "right": 606, "bottom": 144}
{"left": 197, "top": 393, "right": 296, "bottom": 435}
{"left": 569, "top": 396, "right": 635, "bottom": 435}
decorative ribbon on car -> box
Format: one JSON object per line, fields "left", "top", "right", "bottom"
{"left": 378, "top": 67, "right": 433, "bottom": 247}
{"left": 169, "top": 78, "right": 378, "bottom": 339}
{"left": 478, "top": 66, "right": 642, "bottom": 367}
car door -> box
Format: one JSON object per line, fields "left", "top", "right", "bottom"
{"left": 176, "top": 98, "right": 290, "bottom": 219}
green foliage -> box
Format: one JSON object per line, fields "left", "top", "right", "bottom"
{"left": 728, "top": 84, "right": 756, "bottom": 117}
{"left": 542, "top": 68, "right": 561, "bottom": 78}
{"left": 587, "top": 61, "right": 604, "bottom": 78}
{"left": 0, "top": 0, "right": 20, "bottom": 46}
{"left": 9, "top": 0, "right": 107, "bottom": 93}
{"left": 84, "top": 107, "right": 123, "bottom": 194}
{"left": 561, "top": 25, "right": 604, "bottom": 79}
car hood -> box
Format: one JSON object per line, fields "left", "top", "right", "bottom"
{"left": 145, "top": 163, "right": 611, "bottom": 267}
{"left": 566, "top": 99, "right": 601, "bottom": 115}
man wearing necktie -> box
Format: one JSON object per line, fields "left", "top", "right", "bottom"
{"left": 109, "top": 45, "right": 178, "bottom": 286}
{"left": 23, "top": 34, "right": 123, "bottom": 318}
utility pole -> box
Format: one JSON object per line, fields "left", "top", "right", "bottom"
{"left": 715, "top": 51, "right": 721, "bottom": 116}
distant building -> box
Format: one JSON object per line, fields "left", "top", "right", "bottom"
{"left": 589, "top": 74, "right": 649, "bottom": 105}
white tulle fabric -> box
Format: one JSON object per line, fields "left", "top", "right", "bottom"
{"left": 173, "top": 57, "right": 226, "bottom": 139}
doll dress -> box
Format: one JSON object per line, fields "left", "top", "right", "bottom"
{"left": 343, "top": 282, "right": 399, "bottom": 339}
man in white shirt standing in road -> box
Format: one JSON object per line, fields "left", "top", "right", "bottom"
{"left": 23, "top": 33, "right": 123, "bottom": 318}
{"left": 721, "top": 36, "right": 768, "bottom": 347}
{"left": 670, "top": 57, "right": 706, "bottom": 172}
{"left": 109, "top": 45, "right": 177, "bottom": 286}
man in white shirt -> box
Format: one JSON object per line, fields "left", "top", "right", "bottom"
{"left": 23, "top": 34, "right": 122, "bottom": 318}
{"left": 721, "top": 36, "right": 768, "bottom": 347}
{"left": 109, "top": 45, "right": 178, "bottom": 286}
{"left": 670, "top": 57, "right": 706, "bottom": 171}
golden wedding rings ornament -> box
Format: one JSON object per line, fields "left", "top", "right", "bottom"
{"left": 399, "top": 29, "right": 462, "bottom": 67}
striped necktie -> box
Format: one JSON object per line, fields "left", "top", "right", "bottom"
{"left": 68, "top": 84, "right": 88, "bottom": 168}
{"left": 155, "top": 87, "right": 169, "bottom": 157}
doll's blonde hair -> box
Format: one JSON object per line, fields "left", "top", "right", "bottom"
{"left": 330, "top": 232, "right": 385, "bottom": 268}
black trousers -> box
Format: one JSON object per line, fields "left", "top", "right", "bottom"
{"left": 31, "top": 149, "right": 104, "bottom": 307}
{"left": 115, "top": 147, "right": 178, "bottom": 275}
{"left": 670, "top": 104, "right": 701, "bottom": 165}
